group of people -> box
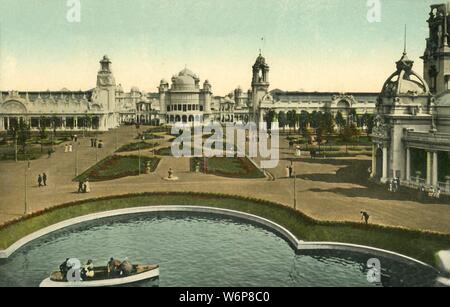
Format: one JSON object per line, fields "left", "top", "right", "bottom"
{"left": 64, "top": 144, "right": 73, "bottom": 153}
{"left": 90, "top": 138, "right": 103, "bottom": 148}
{"left": 418, "top": 184, "right": 441, "bottom": 201}
{"left": 37, "top": 173, "right": 48, "bottom": 187}
{"left": 388, "top": 177, "right": 401, "bottom": 193}
{"left": 285, "top": 164, "right": 294, "bottom": 178}
{"left": 59, "top": 258, "right": 95, "bottom": 281}
{"left": 59, "top": 257, "right": 134, "bottom": 281}
{"left": 107, "top": 257, "right": 134, "bottom": 277}
{"left": 77, "top": 179, "right": 91, "bottom": 193}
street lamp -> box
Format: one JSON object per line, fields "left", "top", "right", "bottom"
{"left": 138, "top": 136, "right": 144, "bottom": 176}
{"left": 75, "top": 141, "right": 79, "bottom": 177}
{"left": 292, "top": 160, "right": 297, "bottom": 210}
{"left": 24, "top": 160, "right": 31, "bottom": 215}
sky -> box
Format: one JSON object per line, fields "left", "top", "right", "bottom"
{"left": 0, "top": 0, "right": 443, "bottom": 95}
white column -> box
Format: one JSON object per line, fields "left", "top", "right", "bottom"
{"left": 406, "top": 147, "right": 411, "bottom": 181}
{"left": 371, "top": 145, "right": 376, "bottom": 178}
{"left": 6, "top": 117, "right": 10, "bottom": 130}
{"left": 426, "top": 151, "right": 432, "bottom": 186}
{"left": 0, "top": 117, "right": 3, "bottom": 130}
{"left": 382, "top": 146, "right": 388, "bottom": 183}
{"left": 432, "top": 151, "right": 439, "bottom": 187}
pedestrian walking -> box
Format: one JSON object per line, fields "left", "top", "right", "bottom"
{"left": 78, "top": 181, "right": 84, "bottom": 193}
{"left": 64, "top": 144, "right": 68, "bottom": 153}
{"left": 286, "top": 165, "right": 290, "bottom": 178}
{"left": 43, "top": 173, "right": 47, "bottom": 186}
{"left": 361, "top": 211, "right": 370, "bottom": 224}
{"left": 68, "top": 144, "right": 73, "bottom": 152}
{"left": 38, "top": 174, "right": 43, "bottom": 187}
{"left": 47, "top": 149, "right": 52, "bottom": 158}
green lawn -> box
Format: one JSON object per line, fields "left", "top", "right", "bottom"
{"left": 0, "top": 193, "right": 449, "bottom": 267}
{"left": 116, "top": 141, "right": 159, "bottom": 153}
{"left": 0, "top": 146, "right": 49, "bottom": 161}
{"left": 74, "top": 155, "right": 160, "bottom": 182}
{"left": 191, "top": 157, "right": 265, "bottom": 179}
{"left": 138, "top": 132, "right": 164, "bottom": 141}
{"left": 155, "top": 147, "right": 172, "bottom": 156}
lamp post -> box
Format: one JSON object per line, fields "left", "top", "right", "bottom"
{"left": 292, "top": 160, "right": 297, "bottom": 210}
{"left": 24, "top": 160, "right": 30, "bottom": 215}
{"left": 75, "top": 141, "right": 79, "bottom": 177}
{"left": 138, "top": 136, "right": 144, "bottom": 176}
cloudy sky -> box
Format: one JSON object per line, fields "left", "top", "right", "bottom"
{"left": 0, "top": 0, "right": 440, "bottom": 95}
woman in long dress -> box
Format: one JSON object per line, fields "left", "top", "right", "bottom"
{"left": 85, "top": 179, "right": 91, "bottom": 193}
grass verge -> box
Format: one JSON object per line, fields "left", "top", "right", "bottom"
{"left": 74, "top": 155, "right": 160, "bottom": 182}
{"left": 0, "top": 192, "right": 448, "bottom": 267}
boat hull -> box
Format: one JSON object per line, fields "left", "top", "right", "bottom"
{"left": 40, "top": 266, "right": 159, "bottom": 288}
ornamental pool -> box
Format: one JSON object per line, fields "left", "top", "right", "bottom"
{"left": 0, "top": 212, "right": 438, "bottom": 287}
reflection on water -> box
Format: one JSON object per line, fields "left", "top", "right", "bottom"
{"left": 0, "top": 212, "right": 438, "bottom": 287}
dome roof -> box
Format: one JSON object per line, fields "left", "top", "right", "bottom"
{"left": 131, "top": 86, "right": 140, "bottom": 92}
{"left": 171, "top": 68, "right": 200, "bottom": 90}
{"left": 381, "top": 52, "right": 430, "bottom": 97}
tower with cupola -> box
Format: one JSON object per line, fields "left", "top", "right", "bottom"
{"left": 251, "top": 53, "right": 270, "bottom": 122}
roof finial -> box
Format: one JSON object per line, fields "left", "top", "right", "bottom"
{"left": 403, "top": 24, "right": 407, "bottom": 55}
{"left": 260, "top": 37, "right": 265, "bottom": 56}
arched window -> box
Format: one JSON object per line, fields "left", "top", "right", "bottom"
{"left": 200, "top": 105, "right": 204, "bottom": 112}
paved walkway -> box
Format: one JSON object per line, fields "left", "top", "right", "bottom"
{"left": 0, "top": 127, "right": 450, "bottom": 235}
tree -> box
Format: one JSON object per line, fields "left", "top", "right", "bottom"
{"left": 310, "top": 111, "right": 320, "bottom": 129}
{"left": 38, "top": 116, "right": 48, "bottom": 153}
{"left": 340, "top": 123, "right": 359, "bottom": 152}
{"left": 51, "top": 116, "right": 59, "bottom": 147}
{"left": 335, "top": 111, "right": 346, "bottom": 130}
{"left": 7, "top": 120, "right": 19, "bottom": 162}
{"left": 286, "top": 110, "right": 297, "bottom": 133}
{"left": 17, "top": 118, "right": 31, "bottom": 153}
{"left": 349, "top": 108, "right": 357, "bottom": 126}
{"left": 264, "top": 110, "right": 276, "bottom": 131}
{"left": 362, "top": 113, "right": 375, "bottom": 135}
{"left": 320, "top": 112, "right": 335, "bottom": 143}
{"left": 278, "top": 111, "right": 287, "bottom": 132}
{"left": 298, "top": 111, "right": 310, "bottom": 135}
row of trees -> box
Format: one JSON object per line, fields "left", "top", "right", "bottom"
{"left": 266, "top": 110, "right": 375, "bottom": 134}
{"left": 265, "top": 109, "right": 375, "bottom": 144}
{"left": 5, "top": 114, "right": 98, "bottom": 158}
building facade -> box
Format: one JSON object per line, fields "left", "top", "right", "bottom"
{"left": 0, "top": 53, "right": 377, "bottom": 132}
{"left": 371, "top": 3, "right": 450, "bottom": 195}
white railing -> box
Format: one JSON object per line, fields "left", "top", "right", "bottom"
{"left": 438, "top": 182, "right": 450, "bottom": 193}
{"left": 408, "top": 176, "right": 426, "bottom": 188}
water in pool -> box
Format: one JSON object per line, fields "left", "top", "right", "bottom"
{"left": 0, "top": 212, "right": 438, "bottom": 287}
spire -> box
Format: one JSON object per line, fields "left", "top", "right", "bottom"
{"left": 396, "top": 25, "right": 414, "bottom": 72}
{"left": 403, "top": 24, "right": 407, "bottom": 55}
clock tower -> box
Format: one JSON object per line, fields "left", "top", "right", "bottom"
{"left": 251, "top": 53, "right": 270, "bottom": 124}
{"left": 94, "top": 55, "right": 117, "bottom": 129}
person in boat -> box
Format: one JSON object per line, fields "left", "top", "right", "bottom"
{"left": 81, "top": 260, "right": 95, "bottom": 280}
{"left": 59, "top": 258, "right": 70, "bottom": 280}
{"left": 119, "top": 258, "right": 133, "bottom": 277}
{"left": 108, "top": 257, "right": 122, "bottom": 277}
